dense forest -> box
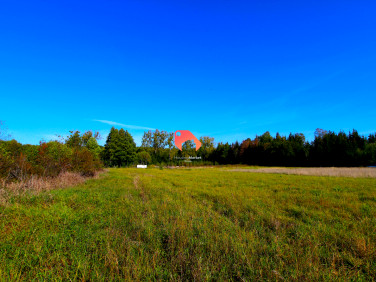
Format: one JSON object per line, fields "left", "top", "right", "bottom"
{"left": 133, "top": 128, "right": 376, "bottom": 167}
{"left": 1, "top": 121, "right": 376, "bottom": 184}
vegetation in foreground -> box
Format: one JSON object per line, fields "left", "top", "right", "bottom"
{"left": 0, "top": 167, "right": 375, "bottom": 280}
{"left": 0, "top": 130, "right": 103, "bottom": 190}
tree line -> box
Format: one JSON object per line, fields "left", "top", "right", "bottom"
{"left": 1, "top": 121, "right": 376, "bottom": 175}
{"left": 101, "top": 127, "right": 376, "bottom": 167}
{"left": 216, "top": 129, "right": 376, "bottom": 167}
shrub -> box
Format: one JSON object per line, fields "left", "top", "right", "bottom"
{"left": 0, "top": 136, "right": 103, "bottom": 183}
{"left": 0, "top": 153, "right": 13, "bottom": 179}
{"left": 8, "top": 153, "right": 33, "bottom": 181}
{"left": 35, "top": 141, "right": 72, "bottom": 177}
{"left": 71, "top": 148, "right": 102, "bottom": 176}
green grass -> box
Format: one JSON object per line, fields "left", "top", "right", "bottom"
{"left": 1, "top": 168, "right": 376, "bottom": 280}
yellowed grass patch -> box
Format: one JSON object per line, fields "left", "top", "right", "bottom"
{"left": 230, "top": 167, "right": 376, "bottom": 178}
{"left": 0, "top": 170, "right": 106, "bottom": 204}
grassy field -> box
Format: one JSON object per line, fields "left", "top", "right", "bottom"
{"left": 226, "top": 166, "right": 376, "bottom": 178}
{"left": 1, "top": 167, "right": 376, "bottom": 280}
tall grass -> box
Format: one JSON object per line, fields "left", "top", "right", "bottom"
{"left": 0, "top": 168, "right": 375, "bottom": 280}
{"left": 0, "top": 171, "right": 103, "bottom": 205}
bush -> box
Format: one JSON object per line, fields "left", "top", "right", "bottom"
{"left": 0, "top": 153, "right": 13, "bottom": 179}
{"left": 0, "top": 137, "right": 103, "bottom": 183}
{"left": 71, "top": 148, "right": 102, "bottom": 176}
{"left": 35, "top": 142, "right": 72, "bottom": 177}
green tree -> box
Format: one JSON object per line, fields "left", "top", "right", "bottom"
{"left": 86, "top": 137, "right": 102, "bottom": 159}
{"left": 103, "top": 127, "right": 136, "bottom": 167}
{"left": 118, "top": 129, "right": 136, "bottom": 166}
{"left": 141, "top": 129, "right": 173, "bottom": 163}
{"left": 65, "top": 130, "right": 101, "bottom": 148}
{"left": 65, "top": 131, "right": 83, "bottom": 148}
{"left": 137, "top": 151, "right": 152, "bottom": 164}
{"left": 103, "top": 127, "right": 120, "bottom": 166}
{"left": 181, "top": 140, "right": 196, "bottom": 157}
{"left": 197, "top": 136, "right": 215, "bottom": 160}
{"left": 142, "top": 129, "right": 169, "bottom": 152}
{"left": 259, "top": 131, "right": 273, "bottom": 145}
{"left": 82, "top": 131, "right": 101, "bottom": 146}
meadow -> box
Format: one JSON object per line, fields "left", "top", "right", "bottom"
{"left": 0, "top": 167, "right": 375, "bottom": 280}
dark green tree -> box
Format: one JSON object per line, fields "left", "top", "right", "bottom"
{"left": 118, "top": 129, "right": 136, "bottom": 166}
{"left": 103, "top": 127, "right": 119, "bottom": 166}
{"left": 103, "top": 127, "right": 136, "bottom": 167}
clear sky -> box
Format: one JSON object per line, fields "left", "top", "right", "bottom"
{"left": 1, "top": 0, "right": 375, "bottom": 146}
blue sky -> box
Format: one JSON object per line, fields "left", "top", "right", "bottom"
{"left": 1, "top": 0, "right": 375, "bottom": 146}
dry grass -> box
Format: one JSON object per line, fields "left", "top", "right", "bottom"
{"left": 0, "top": 170, "right": 105, "bottom": 204}
{"left": 230, "top": 167, "right": 376, "bottom": 178}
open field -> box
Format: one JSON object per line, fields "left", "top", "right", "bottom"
{"left": 1, "top": 167, "right": 376, "bottom": 280}
{"left": 227, "top": 167, "right": 376, "bottom": 178}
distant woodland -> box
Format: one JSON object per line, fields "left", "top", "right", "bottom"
{"left": 134, "top": 128, "right": 376, "bottom": 167}
{"left": 1, "top": 120, "right": 375, "bottom": 184}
